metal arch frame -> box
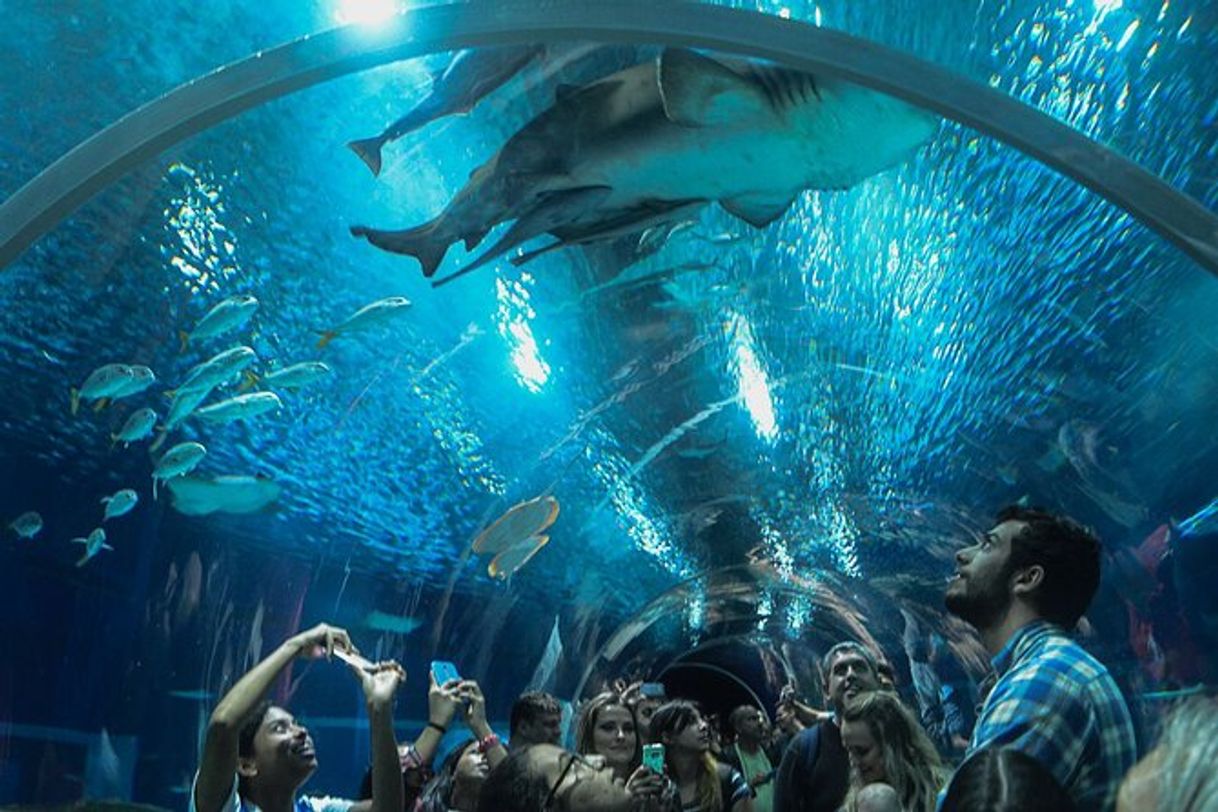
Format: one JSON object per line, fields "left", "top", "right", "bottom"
{"left": 1, "top": 1, "right": 1217, "bottom": 273}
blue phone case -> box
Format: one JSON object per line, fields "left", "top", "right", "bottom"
{"left": 431, "top": 660, "right": 461, "bottom": 685}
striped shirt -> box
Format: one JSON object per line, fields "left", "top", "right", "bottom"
{"left": 968, "top": 621, "right": 1137, "bottom": 812}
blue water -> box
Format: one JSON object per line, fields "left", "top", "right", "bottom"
{"left": 2, "top": 0, "right": 1217, "bottom": 807}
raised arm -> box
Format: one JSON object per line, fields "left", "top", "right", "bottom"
{"left": 196, "top": 623, "right": 355, "bottom": 812}
{"left": 411, "top": 673, "right": 462, "bottom": 767}
{"left": 458, "top": 680, "right": 507, "bottom": 768}
{"left": 354, "top": 661, "right": 406, "bottom": 812}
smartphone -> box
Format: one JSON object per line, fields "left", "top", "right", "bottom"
{"left": 431, "top": 660, "right": 461, "bottom": 685}
{"left": 332, "top": 648, "right": 375, "bottom": 671}
{"left": 641, "top": 743, "right": 665, "bottom": 773}
{"left": 640, "top": 682, "right": 665, "bottom": 699}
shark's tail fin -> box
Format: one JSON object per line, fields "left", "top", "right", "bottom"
{"left": 347, "top": 136, "right": 386, "bottom": 177}
{"left": 350, "top": 223, "right": 450, "bottom": 278}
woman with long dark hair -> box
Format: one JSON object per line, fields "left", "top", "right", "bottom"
{"left": 649, "top": 701, "right": 753, "bottom": 812}
{"left": 415, "top": 740, "right": 485, "bottom": 812}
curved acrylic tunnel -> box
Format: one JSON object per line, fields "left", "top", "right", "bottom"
{"left": 1, "top": 1, "right": 1218, "bottom": 808}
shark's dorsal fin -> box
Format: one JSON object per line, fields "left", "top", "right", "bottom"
{"left": 658, "top": 48, "right": 770, "bottom": 127}
{"left": 721, "top": 192, "right": 798, "bottom": 228}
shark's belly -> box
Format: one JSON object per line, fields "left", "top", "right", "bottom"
{"left": 556, "top": 88, "right": 934, "bottom": 209}
{"left": 572, "top": 125, "right": 809, "bottom": 207}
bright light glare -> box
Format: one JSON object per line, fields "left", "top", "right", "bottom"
{"left": 729, "top": 315, "right": 778, "bottom": 441}
{"left": 334, "top": 0, "right": 397, "bottom": 26}
{"left": 495, "top": 276, "right": 550, "bottom": 393}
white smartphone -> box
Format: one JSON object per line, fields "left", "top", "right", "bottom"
{"left": 332, "top": 647, "right": 375, "bottom": 671}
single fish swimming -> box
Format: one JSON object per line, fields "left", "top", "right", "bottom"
{"left": 195, "top": 391, "right": 282, "bottom": 424}
{"left": 348, "top": 45, "right": 544, "bottom": 177}
{"left": 8, "top": 510, "right": 43, "bottom": 539}
{"left": 351, "top": 48, "right": 937, "bottom": 282}
{"left": 153, "top": 442, "right": 207, "bottom": 498}
{"left": 261, "top": 361, "right": 332, "bottom": 390}
{"left": 175, "top": 346, "right": 257, "bottom": 394}
{"left": 72, "top": 527, "right": 112, "bottom": 567}
{"left": 150, "top": 386, "right": 215, "bottom": 451}
{"left": 317, "top": 297, "right": 412, "bottom": 348}
{"left": 112, "top": 407, "right": 159, "bottom": 448}
{"left": 165, "top": 474, "right": 282, "bottom": 516}
{"left": 101, "top": 489, "right": 139, "bottom": 521}
{"left": 180, "top": 294, "right": 259, "bottom": 350}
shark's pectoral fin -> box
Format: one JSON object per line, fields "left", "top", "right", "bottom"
{"left": 658, "top": 48, "right": 771, "bottom": 127}
{"left": 434, "top": 186, "right": 613, "bottom": 287}
{"left": 720, "top": 192, "right": 798, "bottom": 228}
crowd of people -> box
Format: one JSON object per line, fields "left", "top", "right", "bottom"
{"left": 189, "top": 506, "right": 1217, "bottom": 812}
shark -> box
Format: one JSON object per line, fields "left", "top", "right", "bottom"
{"left": 351, "top": 48, "right": 938, "bottom": 284}
{"left": 348, "top": 45, "right": 545, "bottom": 177}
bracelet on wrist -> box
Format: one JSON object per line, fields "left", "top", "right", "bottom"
{"left": 426, "top": 721, "right": 447, "bottom": 735}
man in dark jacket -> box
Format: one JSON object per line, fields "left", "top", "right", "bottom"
{"left": 772, "top": 642, "right": 880, "bottom": 812}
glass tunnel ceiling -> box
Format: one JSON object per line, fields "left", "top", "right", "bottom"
{"left": 3, "top": 0, "right": 1218, "bottom": 691}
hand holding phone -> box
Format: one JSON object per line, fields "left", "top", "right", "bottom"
{"left": 332, "top": 647, "right": 376, "bottom": 672}
{"left": 431, "top": 660, "right": 461, "bottom": 686}
{"left": 641, "top": 743, "right": 665, "bottom": 774}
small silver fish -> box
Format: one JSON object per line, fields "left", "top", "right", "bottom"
{"left": 72, "top": 364, "right": 155, "bottom": 414}
{"left": 176, "top": 346, "right": 257, "bottom": 394}
{"left": 195, "top": 391, "right": 281, "bottom": 424}
{"left": 180, "top": 295, "right": 259, "bottom": 350}
{"left": 111, "top": 365, "right": 157, "bottom": 398}
{"left": 262, "top": 361, "right": 332, "bottom": 390}
{"left": 163, "top": 386, "right": 214, "bottom": 432}
{"left": 317, "top": 297, "right": 412, "bottom": 348}
{"left": 8, "top": 511, "right": 43, "bottom": 539}
{"left": 153, "top": 442, "right": 207, "bottom": 499}
{"left": 101, "top": 489, "right": 139, "bottom": 521}
{"left": 112, "top": 407, "right": 159, "bottom": 447}
{"left": 72, "top": 527, "right": 112, "bottom": 567}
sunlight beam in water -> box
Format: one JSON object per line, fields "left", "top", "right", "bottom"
{"left": 495, "top": 274, "right": 550, "bottom": 393}
{"left": 728, "top": 313, "right": 778, "bottom": 442}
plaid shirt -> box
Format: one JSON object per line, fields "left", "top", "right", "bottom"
{"left": 967, "top": 621, "right": 1137, "bottom": 812}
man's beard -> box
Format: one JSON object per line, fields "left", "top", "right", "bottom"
{"left": 945, "top": 570, "right": 1012, "bottom": 630}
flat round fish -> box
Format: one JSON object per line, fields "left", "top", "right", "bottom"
{"left": 488, "top": 534, "right": 550, "bottom": 580}
{"left": 472, "top": 496, "right": 560, "bottom": 554}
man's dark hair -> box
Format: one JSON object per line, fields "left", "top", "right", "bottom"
{"left": 998, "top": 505, "right": 1102, "bottom": 628}
{"left": 476, "top": 747, "right": 550, "bottom": 812}
{"left": 238, "top": 700, "right": 274, "bottom": 759}
{"left": 941, "top": 747, "right": 1076, "bottom": 812}
{"left": 510, "top": 691, "right": 561, "bottom": 736}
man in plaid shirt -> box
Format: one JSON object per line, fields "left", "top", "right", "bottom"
{"left": 945, "top": 505, "right": 1136, "bottom": 812}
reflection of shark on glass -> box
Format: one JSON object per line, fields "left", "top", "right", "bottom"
{"left": 352, "top": 48, "right": 937, "bottom": 284}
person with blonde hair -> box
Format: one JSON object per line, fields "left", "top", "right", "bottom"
{"left": 1117, "top": 695, "right": 1218, "bottom": 812}
{"left": 839, "top": 691, "right": 946, "bottom": 812}
{"left": 575, "top": 691, "right": 642, "bottom": 781}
